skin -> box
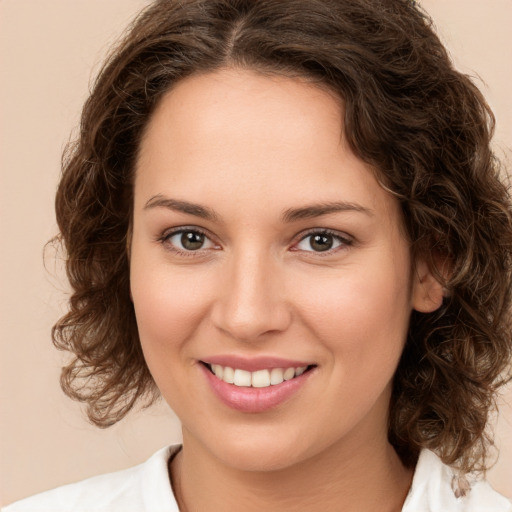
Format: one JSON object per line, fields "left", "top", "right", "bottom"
{"left": 130, "top": 68, "right": 443, "bottom": 512}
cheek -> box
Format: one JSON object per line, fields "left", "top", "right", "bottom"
{"left": 130, "top": 260, "right": 218, "bottom": 412}
{"left": 294, "top": 256, "right": 412, "bottom": 371}
{"left": 130, "top": 256, "right": 214, "bottom": 359}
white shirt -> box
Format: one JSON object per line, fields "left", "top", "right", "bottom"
{"left": 3, "top": 445, "right": 511, "bottom": 511}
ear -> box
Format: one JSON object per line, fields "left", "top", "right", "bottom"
{"left": 412, "top": 258, "right": 445, "bottom": 313}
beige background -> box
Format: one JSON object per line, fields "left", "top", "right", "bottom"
{"left": 1, "top": 0, "right": 511, "bottom": 506}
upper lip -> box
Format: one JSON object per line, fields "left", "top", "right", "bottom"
{"left": 201, "top": 355, "right": 315, "bottom": 372}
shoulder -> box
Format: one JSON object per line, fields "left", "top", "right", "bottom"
{"left": 402, "top": 449, "right": 512, "bottom": 512}
{"left": 2, "top": 446, "right": 181, "bottom": 512}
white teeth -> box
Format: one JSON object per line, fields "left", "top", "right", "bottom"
{"left": 233, "top": 369, "right": 252, "bottom": 387}
{"left": 209, "top": 364, "right": 310, "bottom": 388}
{"left": 251, "top": 369, "right": 270, "bottom": 388}
{"left": 212, "top": 364, "right": 224, "bottom": 379}
{"left": 223, "top": 366, "right": 235, "bottom": 384}
{"left": 295, "top": 366, "right": 307, "bottom": 376}
{"left": 270, "top": 368, "right": 284, "bottom": 385}
{"left": 283, "top": 367, "right": 295, "bottom": 381}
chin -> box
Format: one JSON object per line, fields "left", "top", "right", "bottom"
{"left": 189, "top": 423, "right": 326, "bottom": 473}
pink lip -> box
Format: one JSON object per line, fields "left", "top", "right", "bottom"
{"left": 202, "top": 355, "right": 313, "bottom": 372}
{"left": 199, "top": 363, "right": 315, "bottom": 413}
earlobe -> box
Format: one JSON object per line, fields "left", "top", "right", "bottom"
{"left": 412, "top": 259, "right": 445, "bottom": 313}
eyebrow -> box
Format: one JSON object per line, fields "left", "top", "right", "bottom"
{"left": 144, "top": 195, "right": 373, "bottom": 223}
{"left": 281, "top": 202, "right": 374, "bottom": 222}
{"left": 144, "top": 195, "right": 219, "bottom": 221}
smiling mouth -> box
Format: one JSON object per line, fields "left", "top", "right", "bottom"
{"left": 202, "top": 362, "right": 316, "bottom": 388}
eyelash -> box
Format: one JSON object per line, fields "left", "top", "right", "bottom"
{"left": 292, "top": 228, "right": 353, "bottom": 255}
{"left": 157, "top": 227, "right": 353, "bottom": 257}
{"left": 157, "top": 226, "right": 217, "bottom": 258}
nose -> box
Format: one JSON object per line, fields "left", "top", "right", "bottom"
{"left": 210, "top": 249, "right": 292, "bottom": 342}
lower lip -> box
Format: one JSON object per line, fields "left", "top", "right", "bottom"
{"left": 200, "top": 364, "right": 314, "bottom": 413}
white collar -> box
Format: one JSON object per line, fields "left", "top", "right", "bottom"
{"left": 402, "top": 449, "right": 511, "bottom": 511}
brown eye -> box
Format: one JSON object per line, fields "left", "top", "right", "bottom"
{"left": 295, "top": 231, "right": 351, "bottom": 253}
{"left": 309, "top": 234, "right": 334, "bottom": 252}
{"left": 165, "top": 229, "right": 216, "bottom": 253}
{"left": 180, "top": 231, "right": 205, "bottom": 250}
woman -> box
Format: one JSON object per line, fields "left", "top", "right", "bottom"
{"left": 4, "top": 0, "right": 512, "bottom": 510}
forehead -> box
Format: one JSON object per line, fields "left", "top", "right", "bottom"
{"left": 134, "top": 68, "right": 400, "bottom": 226}
{"left": 139, "top": 68, "right": 343, "bottom": 163}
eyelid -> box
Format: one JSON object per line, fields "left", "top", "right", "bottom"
{"left": 157, "top": 226, "right": 353, "bottom": 257}
{"left": 291, "top": 228, "right": 354, "bottom": 253}
{"left": 158, "top": 226, "right": 220, "bottom": 255}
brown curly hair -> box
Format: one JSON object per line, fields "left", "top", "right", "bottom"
{"left": 53, "top": 0, "right": 512, "bottom": 475}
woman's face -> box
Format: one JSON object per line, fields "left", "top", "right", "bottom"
{"left": 130, "top": 68, "right": 441, "bottom": 471}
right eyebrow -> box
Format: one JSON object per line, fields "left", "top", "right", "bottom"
{"left": 281, "top": 201, "right": 374, "bottom": 223}
{"left": 143, "top": 195, "right": 220, "bottom": 222}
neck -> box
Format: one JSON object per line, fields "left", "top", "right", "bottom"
{"left": 170, "top": 429, "right": 413, "bottom": 512}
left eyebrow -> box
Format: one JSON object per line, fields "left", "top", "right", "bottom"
{"left": 281, "top": 201, "right": 374, "bottom": 223}
{"left": 143, "top": 195, "right": 219, "bottom": 222}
